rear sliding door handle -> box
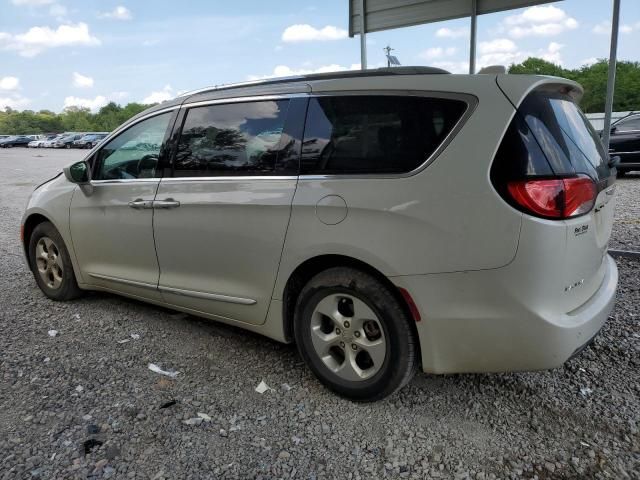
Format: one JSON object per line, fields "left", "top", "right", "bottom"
{"left": 128, "top": 199, "right": 153, "bottom": 209}
{"left": 153, "top": 199, "right": 180, "bottom": 209}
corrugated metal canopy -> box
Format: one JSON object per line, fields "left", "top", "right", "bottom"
{"left": 349, "top": 0, "right": 559, "bottom": 36}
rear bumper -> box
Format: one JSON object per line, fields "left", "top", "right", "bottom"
{"left": 392, "top": 255, "right": 618, "bottom": 374}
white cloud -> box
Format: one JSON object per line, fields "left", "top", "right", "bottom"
{"left": 248, "top": 63, "right": 360, "bottom": 80}
{"left": 503, "top": 5, "right": 578, "bottom": 38}
{"left": 11, "top": 0, "right": 53, "bottom": 5}
{"left": 435, "top": 27, "right": 468, "bottom": 39}
{"left": 0, "top": 95, "right": 30, "bottom": 110}
{"left": 479, "top": 38, "right": 517, "bottom": 55}
{"left": 49, "top": 4, "right": 68, "bottom": 20}
{"left": 475, "top": 41, "right": 566, "bottom": 71}
{"left": 581, "top": 57, "right": 599, "bottom": 67}
{"left": 63, "top": 95, "right": 107, "bottom": 111}
{"left": 0, "top": 76, "right": 20, "bottom": 90}
{"left": 72, "top": 72, "right": 94, "bottom": 88}
{"left": 0, "top": 23, "right": 100, "bottom": 57}
{"left": 99, "top": 6, "right": 132, "bottom": 21}
{"left": 419, "top": 46, "right": 457, "bottom": 60}
{"left": 142, "top": 84, "right": 174, "bottom": 104}
{"left": 281, "top": 24, "right": 347, "bottom": 42}
{"left": 593, "top": 21, "right": 634, "bottom": 35}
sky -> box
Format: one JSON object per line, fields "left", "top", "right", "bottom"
{"left": 1, "top": 0, "right": 639, "bottom": 112}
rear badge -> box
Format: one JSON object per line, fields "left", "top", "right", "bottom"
{"left": 565, "top": 279, "right": 585, "bottom": 292}
{"left": 574, "top": 225, "right": 589, "bottom": 236}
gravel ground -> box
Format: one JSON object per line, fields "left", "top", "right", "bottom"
{"left": 0, "top": 148, "right": 638, "bottom": 479}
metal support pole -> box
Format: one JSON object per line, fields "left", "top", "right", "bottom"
{"left": 469, "top": 0, "right": 477, "bottom": 74}
{"left": 602, "top": 0, "right": 621, "bottom": 151}
{"left": 359, "top": 0, "right": 367, "bottom": 70}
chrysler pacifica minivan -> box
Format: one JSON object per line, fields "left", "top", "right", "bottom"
{"left": 21, "top": 67, "right": 618, "bottom": 400}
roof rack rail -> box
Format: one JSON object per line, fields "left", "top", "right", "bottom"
{"left": 177, "top": 66, "right": 450, "bottom": 99}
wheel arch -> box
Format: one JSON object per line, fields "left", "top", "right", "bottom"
{"left": 22, "top": 212, "right": 53, "bottom": 268}
{"left": 281, "top": 254, "right": 421, "bottom": 358}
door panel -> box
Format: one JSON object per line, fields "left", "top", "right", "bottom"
{"left": 69, "top": 110, "right": 175, "bottom": 299}
{"left": 70, "top": 180, "right": 162, "bottom": 299}
{"left": 154, "top": 178, "right": 297, "bottom": 323}
{"left": 152, "top": 98, "right": 304, "bottom": 325}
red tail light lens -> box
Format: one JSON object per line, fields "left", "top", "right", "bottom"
{"left": 507, "top": 176, "right": 596, "bottom": 219}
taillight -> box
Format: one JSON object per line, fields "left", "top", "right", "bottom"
{"left": 507, "top": 175, "right": 596, "bottom": 219}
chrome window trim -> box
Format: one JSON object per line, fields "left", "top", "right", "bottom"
{"left": 161, "top": 176, "right": 297, "bottom": 182}
{"left": 181, "top": 93, "right": 307, "bottom": 109}
{"left": 158, "top": 285, "right": 256, "bottom": 305}
{"left": 90, "top": 178, "right": 160, "bottom": 185}
{"left": 172, "top": 90, "right": 477, "bottom": 181}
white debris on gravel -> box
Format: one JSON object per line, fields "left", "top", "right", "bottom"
{"left": 197, "top": 412, "right": 212, "bottom": 422}
{"left": 130, "top": 333, "right": 140, "bottom": 340}
{"left": 47, "top": 329, "right": 58, "bottom": 337}
{"left": 147, "top": 363, "right": 180, "bottom": 378}
{"left": 580, "top": 387, "right": 593, "bottom": 397}
{"left": 255, "top": 380, "right": 274, "bottom": 394}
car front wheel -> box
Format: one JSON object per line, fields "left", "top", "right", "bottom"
{"left": 28, "top": 221, "right": 82, "bottom": 301}
{"left": 294, "top": 267, "right": 418, "bottom": 401}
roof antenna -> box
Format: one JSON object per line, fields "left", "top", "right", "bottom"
{"left": 384, "top": 45, "right": 401, "bottom": 67}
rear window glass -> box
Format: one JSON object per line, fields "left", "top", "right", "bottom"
{"left": 301, "top": 95, "right": 467, "bottom": 175}
{"left": 519, "top": 92, "right": 611, "bottom": 180}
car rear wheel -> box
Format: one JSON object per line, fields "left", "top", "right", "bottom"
{"left": 28, "top": 222, "right": 82, "bottom": 301}
{"left": 294, "top": 267, "right": 418, "bottom": 401}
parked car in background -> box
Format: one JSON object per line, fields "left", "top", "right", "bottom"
{"left": 607, "top": 112, "right": 640, "bottom": 176}
{"left": 28, "top": 134, "right": 59, "bottom": 148}
{"left": 53, "top": 133, "right": 85, "bottom": 149}
{"left": 21, "top": 68, "right": 618, "bottom": 401}
{"left": 0, "top": 135, "right": 33, "bottom": 147}
{"left": 73, "top": 133, "right": 109, "bottom": 149}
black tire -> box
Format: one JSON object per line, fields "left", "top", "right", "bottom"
{"left": 28, "top": 221, "right": 83, "bottom": 301}
{"left": 294, "top": 267, "right": 418, "bottom": 401}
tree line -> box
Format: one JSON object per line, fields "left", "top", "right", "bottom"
{"left": 0, "top": 102, "right": 152, "bottom": 135}
{"left": 508, "top": 58, "right": 640, "bottom": 113}
{"left": 1, "top": 58, "right": 639, "bottom": 135}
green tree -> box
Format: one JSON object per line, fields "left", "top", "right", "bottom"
{"left": 508, "top": 58, "right": 640, "bottom": 113}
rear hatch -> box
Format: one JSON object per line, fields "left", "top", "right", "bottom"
{"left": 494, "top": 79, "right": 616, "bottom": 311}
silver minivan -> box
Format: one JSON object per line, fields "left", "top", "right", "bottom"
{"left": 22, "top": 67, "right": 618, "bottom": 400}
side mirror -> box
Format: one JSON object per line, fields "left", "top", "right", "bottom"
{"left": 63, "top": 161, "right": 94, "bottom": 196}
{"left": 610, "top": 126, "right": 617, "bottom": 134}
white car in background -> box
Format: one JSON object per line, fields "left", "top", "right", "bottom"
{"left": 20, "top": 67, "right": 618, "bottom": 401}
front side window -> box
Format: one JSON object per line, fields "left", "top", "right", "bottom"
{"left": 93, "top": 112, "right": 172, "bottom": 180}
{"left": 301, "top": 95, "right": 467, "bottom": 175}
{"left": 174, "top": 100, "right": 290, "bottom": 176}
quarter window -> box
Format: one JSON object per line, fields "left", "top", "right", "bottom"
{"left": 301, "top": 96, "right": 467, "bottom": 175}
{"left": 174, "top": 100, "right": 290, "bottom": 176}
{"left": 93, "top": 112, "right": 172, "bottom": 180}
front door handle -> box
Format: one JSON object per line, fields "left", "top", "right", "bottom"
{"left": 153, "top": 198, "right": 180, "bottom": 209}
{"left": 128, "top": 198, "right": 154, "bottom": 209}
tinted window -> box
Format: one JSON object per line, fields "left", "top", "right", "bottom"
{"left": 174, "top": 100, "right": 290, "bottom": 176}
{"left": 93, "top": 112, "right": 171, "bottom": 180}
{"left": 301, "top": 96, "right": 467, "bottom": 175}
{"left": 520, "top": 92, "right": 611, "bottom": 180}
{"left": 616, "top": 116, "right": 640, "bottom": 132}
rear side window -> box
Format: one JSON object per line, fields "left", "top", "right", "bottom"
{"left": 517, "top": 92, "right": 611, "bottom": 180}
{"left": 174, "top": 100, "right": 289, "bottom": 176}
{"left": 301, "top": 95, "right": 467, "bottom": 175}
